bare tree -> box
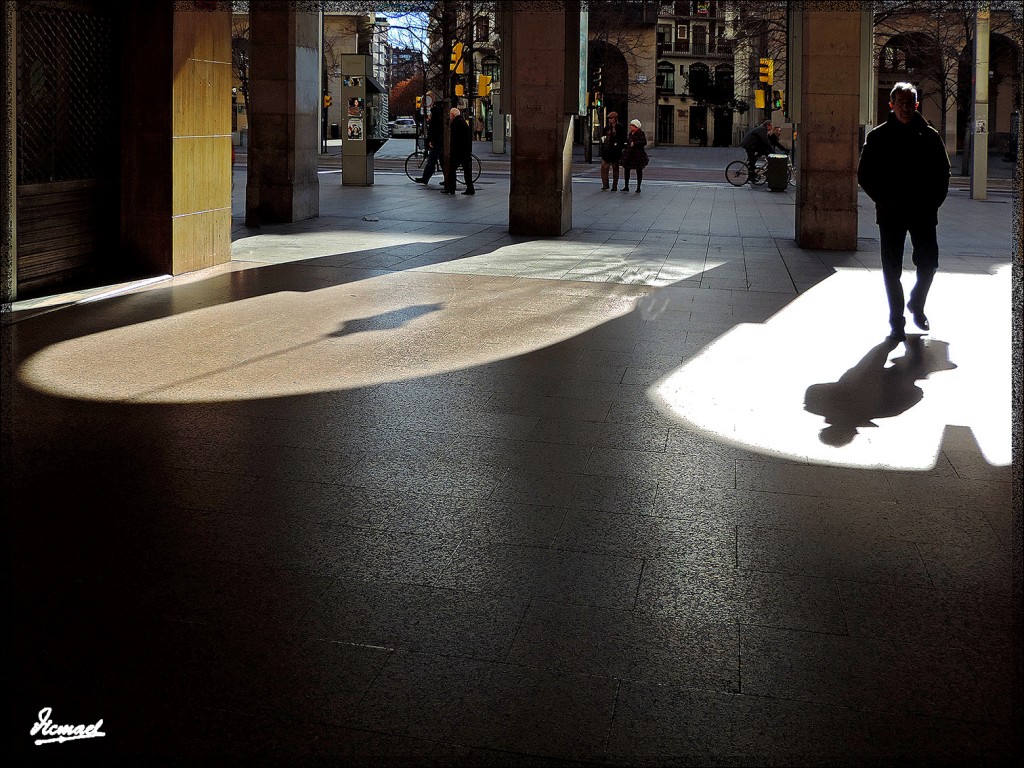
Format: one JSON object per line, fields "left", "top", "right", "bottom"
{"left": 587, "top": 1, "right": 659, "bottom": 108}
{"left": 729, "top": 0, "right": 787, "bottom": 121}
{"left": 873, "top": 0, "right": 1019, "bottom": 166}
{"left": 231, "top": 14, "right": 251, "bottom": 114}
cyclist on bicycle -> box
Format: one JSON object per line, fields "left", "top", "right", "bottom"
{"left": 740, "top": 120, "right": 774, "bottom": 183}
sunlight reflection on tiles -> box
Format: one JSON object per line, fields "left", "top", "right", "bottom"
{"left": 650, "top": 266, "right": 1011, "bottom": 470}
{"left": 232, "top": 230, "right": 460, "bottom": 264}
{"left": 17, "top": 273, "right": 645, "bottom": 404}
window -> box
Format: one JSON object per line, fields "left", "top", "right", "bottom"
{"left": 692, "top": 25, "right": 707, "bottom": 56}
{"left": 475, "top": 16, "right": 488, "bottom": 41}
{"left": 675, "top": 23, "right": 689, "bottom": 53}
{"left": 657, "top": 61, "right": 675, "bottom": 92}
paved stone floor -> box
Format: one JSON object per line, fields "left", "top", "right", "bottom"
{"left": 5, "top": 164, "right": 1020, "bottom": 766}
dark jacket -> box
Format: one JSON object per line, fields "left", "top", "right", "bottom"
{"left": 621, "top": 128, "right": 649, "bottom": 169}
{"left": 426, "top": 106, "right": 444, "bottom": 149}
{"left": 599, "top": 120, "right": 627, "bottom": 162}
{"left": 740, "top": 123, "right": 772, "bottom": 155}
{"left": 858, "top": 111, "right": 950, "bottom": 226}
{"left": 768, "top": 132, "right": 789, "bottom": 155}
{"left": 449, "top": 113, "right": 473, "bottom": 160}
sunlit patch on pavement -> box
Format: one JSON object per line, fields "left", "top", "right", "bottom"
{"left": 651, "top": 265, "right": 1011, "bottom": 470}
{"left": 16, "top": 272, "right": 644, "bottom": 404}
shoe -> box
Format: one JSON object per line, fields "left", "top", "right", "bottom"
{"left": 621, "top": 186, "right": 629, "bottom": 191}
{"left": 611, "top": 185, "right": 617, "bottom": 191}
{"left": 601, "top": 185, "right": 609, "bottom": 190}
{"left": 413, "top": 177, "right": 427, "bottom": 184}
{"left": 462, "top": 190, "right": 475, "bottom": 195}
{"left": 635, "top": 188, "right": 641, "bottom": 193}
{"left": 907, "top": 302, "right": 930, "bottom": 331}
{"left": 888, "top": 326, "right": 907, "bottom": 342}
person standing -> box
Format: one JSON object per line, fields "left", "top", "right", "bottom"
{"left": 442, "top": 107, "right": 475, "bottom": 195}
{"left": 599, "top": 111, "right": 627, "bottom": 190}
{"left": 414, "top": 104, "right": 445, "bottom": 185}
{"left": 740, "top": 120, "right": 773, "bottom": 183}
{"left": 858, "top": 81, "right": 951, "bottom": 342}
{"left": 620, "top": 119, "right": 649, "bottom": 193}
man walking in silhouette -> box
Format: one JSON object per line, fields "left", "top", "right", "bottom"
{"left": 858, "top": 82, "right": 951, "bottom": 342}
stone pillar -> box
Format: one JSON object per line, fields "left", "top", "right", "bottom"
{"left": 120, "top": 4, "right": 232, "bottom": 276}
{"left": 970, "top": 1, "right": 990, "bottom": 200}
{"left": 245, "top": 3, "right": 320, "bottom": 226}
{"left": 793, "top": 3, "right": 866, "bottom": 251}
{"left": 507, "top": 2, "right": 580, "bottom": 236}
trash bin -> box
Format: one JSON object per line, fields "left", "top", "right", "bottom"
{"left": 330, "top": 123, "right": 340, "bottom": 139}
{"left": 766, "top": 153, "right": 789, "bottom": 191}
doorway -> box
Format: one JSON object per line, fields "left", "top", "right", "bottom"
{"left": 657, "top": 105, "right": 675, "bottom": 144}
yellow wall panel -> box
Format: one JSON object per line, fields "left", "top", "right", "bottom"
{"left": 174, "top": 8, "right": 231, "bottom": 69}
{"left": 173, "top": 59, "right": 232, "bottom": 137}
{"left": 172, "top": 136, "right": 231, "bottom": 215}
{"left": 171, "top": 209, "right": 232, "bottom": 274}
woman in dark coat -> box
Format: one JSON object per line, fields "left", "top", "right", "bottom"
{"left": 620, "top": 119, "right": 649, "bottom": 193}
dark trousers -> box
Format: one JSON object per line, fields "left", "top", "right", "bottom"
{"left": 444, "top": 155, "right": 474, "bottom": 192}
{"left": 746, "top": 147, "right": 760, "bottom": 179}
{"left": 421, "top": 145, "right": 442, "bottom": 182}
{"left": 878, "top": 221, "right": 938, "bottom": 329}
{"left": 622, "top": 167, "right": 643, "bottom": 189}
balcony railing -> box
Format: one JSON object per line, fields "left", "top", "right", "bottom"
{"left": 662, "top": 39, "right": 732, "bottom": 57}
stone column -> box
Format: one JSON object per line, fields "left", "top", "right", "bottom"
{"left": 507, "top": 2, "right": 580, "bottom": 236}
{"left": 245, "top": 2, "right": 320, "bottom": 226}
{"left": 793, "top": 3, "right": 866, "bottom": 251}
{"left": 970, "top": 1, "right": 990, "bottom": 200}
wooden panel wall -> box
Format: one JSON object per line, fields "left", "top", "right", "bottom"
{"left": 170, "top": 7, "right": 232, "bottom": 274}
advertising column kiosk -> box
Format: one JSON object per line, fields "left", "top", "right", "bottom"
{"left": 341, "top": 54, "right": 388, "bottom": 186}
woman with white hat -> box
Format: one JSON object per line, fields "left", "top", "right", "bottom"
{"left": 620, "top": 118, "right": 649, "bottom": 193}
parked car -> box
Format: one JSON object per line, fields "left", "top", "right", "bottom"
{"left": 389, "top": 117, "right": 418, "bottom": 137}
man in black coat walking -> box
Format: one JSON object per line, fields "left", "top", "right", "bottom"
{"left": 442, "top": 107, "right": 475, "bottom": 195}
{"left": 858, "top": 82, "right": 951, "bottom": 341}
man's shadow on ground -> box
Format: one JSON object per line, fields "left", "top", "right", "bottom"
{"left": 804, "top": 336, "right": 958, "bottom": 447}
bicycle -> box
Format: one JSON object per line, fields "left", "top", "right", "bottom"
{"left": 725, "top": 156, "right": 769, "bottom": 187}
{"left": 405, "top": 149, "right": 481, "bottom": 186}
{"left": 725, "top": 155, "right": 796, "bottom": 188}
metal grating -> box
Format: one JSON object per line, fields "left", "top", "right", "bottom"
{"left": 16, "top": 2, "right": 117, "bottom": 185}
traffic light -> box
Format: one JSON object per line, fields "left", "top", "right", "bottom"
{"left": 455, "top": 82, "right": 465, "bottom": 96}
{"left": 772, "top": 90, "right": 782, "bottom": 110}
{"left": 592, "top": 66, "right": 603, "bottom": 91}
{"left": 754, "top": 89, "right": 766, "bottom": 109}
{"left": 477, "top": 74, "right": 492, "bottom": 97}
{"left": 593, "top": 92, "right": 603, "bottom": 108}
{"left": 415, "top": 96, "right": 422, "bottom": 109}
{"left": 323, "top": 93, "right": 332, "bottom": 109}
{"left": 450, "top": 42, "right": 465, "bottom": 73}
{"left": 759, "top": 58, "right": 774, "bottom": 85}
